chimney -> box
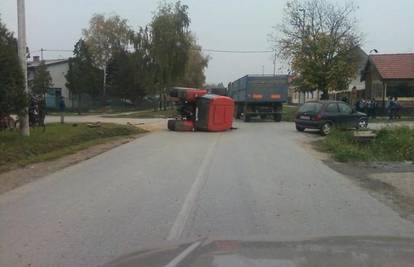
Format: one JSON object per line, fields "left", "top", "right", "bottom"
{"left": 33, "top": 56, "right": 40, "bottom": 63}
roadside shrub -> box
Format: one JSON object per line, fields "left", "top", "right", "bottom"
{"left": 321, "top": 127, "right": 414, "bottom": 162}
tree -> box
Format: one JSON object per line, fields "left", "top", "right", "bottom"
{"left": 107, "top": 26, "right": 155, "bottom": 106}
{"left": 30, "top": 61, "right": 53, "bottom": 97}
{"left": 180, "top": 35, "right": 209, "bottom": 88}
{"left": 65, "top": 39, "right": 102, "bottom": 114}
{"left": 274, "top": 0, "right": 361, "bottom": 99}
{"left": 82, "top": 14, "right": 132, "bottom": 101}
{"left": 150, "top": 1, "right": 192, "bottom": 109}
{"left": 0, "top": 18, "right": 27, "bottom": 118}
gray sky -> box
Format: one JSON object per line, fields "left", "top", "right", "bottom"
{"left": 1, "top": 0, "right": 413, "bottom": 84}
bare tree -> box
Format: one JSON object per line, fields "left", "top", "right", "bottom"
{"left": 273, "top": 0, "right": 362, "bottom": 99}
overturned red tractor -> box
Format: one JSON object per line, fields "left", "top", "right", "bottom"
{"left": 168, "top": 87, "right": 235, "bottom": 132}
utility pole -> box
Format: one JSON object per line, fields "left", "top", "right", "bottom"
{"left": 40, "top": 48, "right": 44, "bottom": 60}
{"left": 17, "top": 0, "right": 30, "bottom": 136}
{"left": 273, "top": 51, "right": 277, "bottom": 76}
{"left": 262, "top": 65, "right": 265, "bottom": 76}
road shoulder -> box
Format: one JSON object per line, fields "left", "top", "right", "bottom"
{"left": 323, "top": 158, "right": 414, "bottom": 223}
{"left": 0, "top": 135, "right": 145, "bottom": 194}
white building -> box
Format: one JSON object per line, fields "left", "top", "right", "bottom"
{"left": 27, "top": 56, "right": 71, "bottom": 108}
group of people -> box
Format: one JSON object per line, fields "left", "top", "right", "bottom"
{"left": 355, "top": 98, "right": 378, "bottom": 118}
{"left": 386, "top": 96, "right": 402, "bottom": 120}
{"left": 353, "top": 96, "right": 402, "bottom": 120}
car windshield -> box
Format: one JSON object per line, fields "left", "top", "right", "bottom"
{"left": 299, "top": 102, "right": 323, "bottom": 113}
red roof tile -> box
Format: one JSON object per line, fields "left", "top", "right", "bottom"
{"left": 370, "top": 53, "right": 414, "bottom": 80}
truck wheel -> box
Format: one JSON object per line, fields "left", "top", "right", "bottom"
{"left": 273, "top": 114, "right": 282, "bottom": 122}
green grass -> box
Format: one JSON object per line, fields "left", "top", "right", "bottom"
{"left": 105, "top": 109, "right": 177, "bottom": 119}
{"left": 282, "top": 105, "right": 299, "bottom": 122}
{"left": 318, "top": 127, "right": 414, "bottom": 162}
{"left": 0, "top": 123, "right": 146, "bottom": 173}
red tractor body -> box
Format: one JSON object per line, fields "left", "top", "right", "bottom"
{"left": 168, "top": 87, "right": 234, "bottom": 132}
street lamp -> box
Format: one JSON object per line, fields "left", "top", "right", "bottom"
{"left": 17, "top": 0, "right": 30, "bottom": 136}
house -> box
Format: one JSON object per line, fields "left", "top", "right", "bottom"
{"left": 330, "top": 47, "right": 368, "bottom": 104}
{"left": 362, "top": 53, "right": 414, "bottom": 109}
{"left": 290, "top": 47, "right": 368, "bottom": 104}
{"left": 27, "top": 56, "right": 71, "bottom": 108}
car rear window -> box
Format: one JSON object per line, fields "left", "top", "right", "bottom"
{"left": 299, "top": 102, "right": 322, "bottom": 113}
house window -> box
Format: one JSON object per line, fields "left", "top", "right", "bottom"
{"left": 386, "top": 81, "right": 414, "bottom": 97}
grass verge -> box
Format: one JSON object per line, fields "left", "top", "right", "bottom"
{"left": 282, "top": 105, "right": 299, "bottom": 122}
{"left": 318, "top": 127, "right": 414, "bottom": 162}
{"left": 0, "top": 123, "right": 146, "bottom": 173}
{"left": 105, "top": 109, "right": 177, "bottom": 119}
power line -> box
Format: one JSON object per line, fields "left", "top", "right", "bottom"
{"left": 32, "top": 48, "right": 275, "bottom": 54}
{"left": 199, "top": 48, "right": 274, "bottom": 54}
{"left": 31, "top": 49, "right": 73, "bottom": 53}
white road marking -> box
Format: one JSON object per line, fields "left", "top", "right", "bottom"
{"left": 163, "top": 241, "right": 202, "bottom": 267}
{"left": 167, "top": 136, "right": 219, "bottom": 240}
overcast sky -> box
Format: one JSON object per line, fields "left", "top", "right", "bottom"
{"left": 1, "top": 0, "right": 413, "bottom": 84}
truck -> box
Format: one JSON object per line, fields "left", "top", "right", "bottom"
{"left": 228, "top": 75, "right": 289, "bottom": 122}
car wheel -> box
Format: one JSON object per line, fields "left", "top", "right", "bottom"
{"left": 296, "top": 125, "right": 305, "bottom": 132}
{"left": 357, "top": 118, "right": 368, "bottom": 129}
{"left": 320, "top": 122, "right": 332, "bottom": 136}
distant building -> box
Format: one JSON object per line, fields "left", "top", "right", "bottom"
{"left": 28, "top": 56, "right": 71, "bottom": 108}
{"left": 361, "top": 53, "right": 414, "bottom": 109}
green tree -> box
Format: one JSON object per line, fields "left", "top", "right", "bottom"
{"left": 274, "top": 0, "right": 361, "bottom": 99}
{"left": 0, "top": 18, "right": 27, "bottom": 118}
{"left": 150, "top": 1, "right": 192, "bottom": 109}
{"left": 180, "top": 35, "right": 209, "bottom": 88}
{"left": 107, "top": 27, "right": 154, "bottom": 106}
{"left": 30, "top": 61, "right": 53, "bottom": 97}
{"left": 65, "top": 39, "right": 102, "bottom": 114}
{"left": 82, "top": 14, "right": 132, "bottom": 101}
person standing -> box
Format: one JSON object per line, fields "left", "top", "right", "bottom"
{"left": 386, "top": 96, "right": 393, "bottom": 120}
{"left": 370, "top": 98, "right": 377, "bottom": 119}
{"left": 394, "top": 97, "right": 402, "bottom": 119}
{"left": 59, "top": 96, "right": 66, "bottom": 124}
{"left": 366, "top": 99, "right": 372, "bottom": 117}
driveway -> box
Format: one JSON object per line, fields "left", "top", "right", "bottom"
{"left": 1, "top": 122, "right": 414, "bottom": 267}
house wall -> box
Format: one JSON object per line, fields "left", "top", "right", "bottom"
{"left": 291, "top": 90, "right": 322, "bottom": 104}
{"left": 368, "top": 67, "right": 384, "bottom": 99}
{"left": 365, "top": 64, "right": 414, "bottom": 109}
{"left": 47, "top": 63, "right": 69, "bottom": 99}
{"left": 28, "top": 62, "right": 72, "bottom": 108}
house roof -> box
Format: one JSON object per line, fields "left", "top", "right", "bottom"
{"left": 369, "top": 53, "right": 414, "bottom": 80}
{"left": 28, "top": 59, "right": 69, "bottom": 68}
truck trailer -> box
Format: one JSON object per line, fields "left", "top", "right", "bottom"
{"left": 228, "top": 75, "right": 289, "bottom": 122}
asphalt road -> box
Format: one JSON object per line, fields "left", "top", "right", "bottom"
{"left": 2, "top": 122, "right": 414, "bottom": 267}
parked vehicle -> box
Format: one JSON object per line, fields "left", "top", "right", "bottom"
{"left": 228, "top": 75, "right": 288, "bottom": 122}
{"left": 294, "top": 100, "right": 368, "bottom": 135}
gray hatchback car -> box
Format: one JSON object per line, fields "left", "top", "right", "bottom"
{"left": 294, "top": 100, "right": 368, "bottom": 135}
